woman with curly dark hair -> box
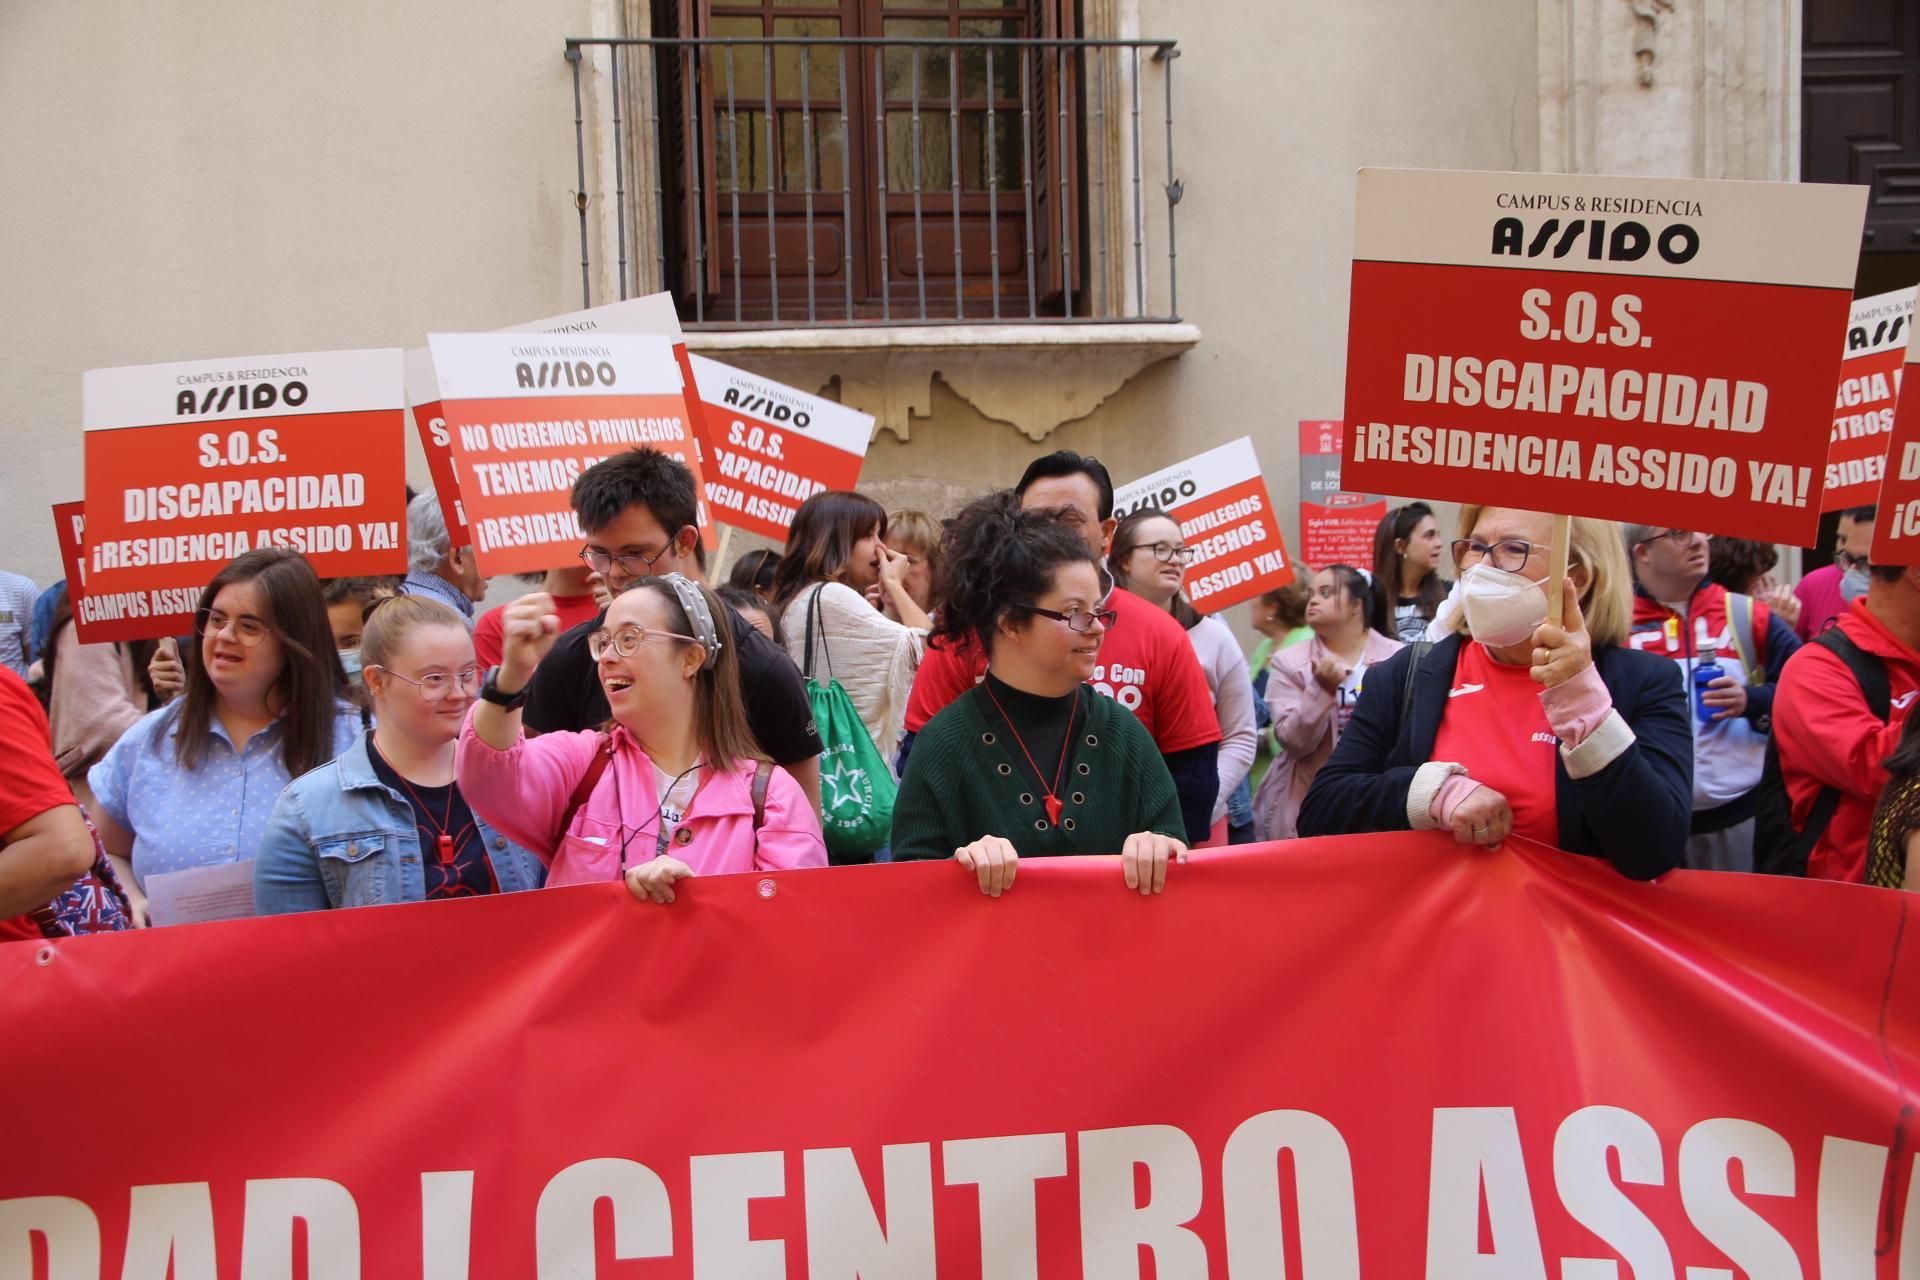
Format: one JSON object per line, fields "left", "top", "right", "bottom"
{"left": 1707, "top": 536, "right": 1802, "bottom": 633}
{"left": 890, "top": 492, "right": 1185, "bottom": 896}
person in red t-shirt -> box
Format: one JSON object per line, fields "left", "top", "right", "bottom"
{"left": 472, "top": 562, "right": 608, "bottom": 670}
{"left": 902, "top": 451, "right": 1222, "bottom": 843}
{"left": 0, "top": 667, "right": 123, "bottom": 940}
{"left": 1299, "top": 506, "right": 1692, "bottom": 880}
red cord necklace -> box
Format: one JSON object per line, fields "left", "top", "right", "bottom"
{"left": 372, "top": 741, "right": 474, "bottom": 865}
{"left": 982, "top": 682, "right": 1080, "bottom": 828}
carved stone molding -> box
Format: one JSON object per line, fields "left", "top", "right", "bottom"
{"left": 685, "top": 323, "right": 1201, "bottom": 442}
{"left": 1539, "top": 0, "right": 1797, "bottom": 180}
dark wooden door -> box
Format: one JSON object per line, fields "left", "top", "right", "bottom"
{"left": 1804, "top": 0, "right": 1920, "bottom": 255}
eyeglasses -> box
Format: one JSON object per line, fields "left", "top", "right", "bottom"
{"left": 1135, "top": 542, "right": 1196, "bottom": 565}
{"left": 195, "top": 608, "right": 273, "bottom": 647}
{"left": 1012, "top": 604, "right": 1118, "bottom": 633}
{"left": 587, "top": 624, "right": 700, "bottom": 661}
{"left": 578, "top": 534, "right": 686, "bottom": 578}
{"left": 1837, "top": 549, "right": 1870, "bottom": 572}
{"left": 1451, "top": 538, "right": 1537, "bottom": 574}
{"left": 369, "top": 666, "right": 482, "bottom": 701}
{"left": 1634, "top": 528, "right": 1700, "bottom": 549}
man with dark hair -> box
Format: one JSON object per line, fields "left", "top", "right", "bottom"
{"left": 903, "top": 451, "right": 1224, "bottom": 844}
{"left": 513, "top": 449, "right": 822, "bottom": 808}
{"left": 1773, "top": 558, "right": 1920, "bottom": 881}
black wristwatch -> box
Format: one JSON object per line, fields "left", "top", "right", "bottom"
{"left": 480, "top": 670, "right": 529, "bottom": 710}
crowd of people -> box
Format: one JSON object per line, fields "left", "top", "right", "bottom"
{"left": 5, "top": 447, "right": 1919, "bottom": 945}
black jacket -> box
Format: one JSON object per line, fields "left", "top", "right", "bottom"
{"left": 1296, "top": 634, "right": 1692, "bottom": 879}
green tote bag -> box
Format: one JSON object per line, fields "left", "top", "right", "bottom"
{"left": 802, "top": 585, "right": 897, "bottom": 862}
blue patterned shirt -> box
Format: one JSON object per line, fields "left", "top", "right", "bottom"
{"left": 88, "top": 699, "right": 362, "bottom": 888}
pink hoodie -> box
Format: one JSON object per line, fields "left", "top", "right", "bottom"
{"left": 456, "top": 713, "right": 825, "bottom": 886}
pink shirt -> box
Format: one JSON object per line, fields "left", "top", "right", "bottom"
{"left": 456, "top": 712, "right": 826, "bottom": 886}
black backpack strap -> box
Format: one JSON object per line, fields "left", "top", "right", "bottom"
{"left": 1775, "top": 629, "right": 1890, "bottom": 869}
{"left": 803, "top": 585, "right": 833, "bottom": 682}
{"left": 751, "top": 761, "right": 773, "bottom": 831}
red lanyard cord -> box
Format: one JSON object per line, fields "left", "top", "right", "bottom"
{"left": 371, "top": 741, "right": 474, "bottom": 865}
{"left": 982, "top": 683, "right": 1080, "bottom": 828}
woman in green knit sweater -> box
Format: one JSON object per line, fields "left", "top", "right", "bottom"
{"left": 892, "top": 492, "right": 1187, "bottom": 895}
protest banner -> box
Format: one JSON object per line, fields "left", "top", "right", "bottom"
{"left": 689, "top": 354, "right": 876, "bottom": 542}
{"left": 81, "top": 349, "right": 408, "bottom": 608}
{"left": 44, "top": 447, "right": 199, "bottom": 645}
{"left": 427, "top": 331, "right": 703, "bottom": 577}
{"left": 1824, "top": 287, "right": 1914, "bottom": 510}
{"left": 1112, "top": 436, "right": 1293, "bottom": 611}
{"left": 1343, "top": 169, "right": 1866, "bottom": 550}
{"left": 410, "top": 294, "right": 708, "bottom": 547}
{"left": 1297, "top": 419, "right": 1387, "bottom": 569}
{"left": 2, "top": 833, "right": 1914, "bottom": 1276}
{"left": 1867, "top": 310, "right": 1920, "bottom": 561}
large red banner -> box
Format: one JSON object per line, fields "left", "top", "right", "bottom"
{"left": 3, "top": 834, "right": 1914, "bottom": 1277}
{"left": 1343, "top": 169, "right": 1866, "bottom": 544}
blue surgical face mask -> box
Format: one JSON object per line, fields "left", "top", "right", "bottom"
{"left": 1841, "top": 565, "right": 1870, "bottom": 605}
{"left": 339, "top": 647, "right": 364, "bottom": 679}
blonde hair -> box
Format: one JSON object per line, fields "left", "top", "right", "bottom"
{"left": 1453, "top": 506, "right": 1632, "bottom": 648}
{"left": 361, "top": 594, "right": 472, "bottom": 671}
{"left": 883, "top": 509, "right": 939, "bottom": 555}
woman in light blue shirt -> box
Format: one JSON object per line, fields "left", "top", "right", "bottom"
{"left": 89, "top": 549, "right": 359, "bottom": 924}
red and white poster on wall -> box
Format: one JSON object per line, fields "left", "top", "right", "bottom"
{"left": 689, "top": 354, "right": 875, "bottom": 541}
{"left": 1112, "top": 437, "right": 1293, "bottom": 612}
{"left": 1342, "top": 168, "right": 1865, "bottom": 543}
{"left": 1825, "top": 286, "right": 1913, "bottom": 510}
{"left": 427, "top": 332, "right": 704, "bottom": 577}
{"left": 43, "top": 447, "right": 198, "bottom": 644}
{"left": 1298, "top": 419, "right": 1387, "bottom": 570}
{"left": 410, "top": 293, "right": 708, "bottom": 546}
{"left": 81, "top": 349, "right": 409, "bottom": 614}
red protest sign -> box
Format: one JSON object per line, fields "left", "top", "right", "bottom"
{"left": 1343, "top": 169, "right": 1865, "bottom": 544}
{"left": 81, "top": 350, "right": 408, "bottom": 600}
{"left": 44, "top": 447, "right": 198, "bottom": 644}
{"left": 2, "top": 836, "right": 1914, "bottom": 1275}
{"left": 1298, "top": 419, "right": 1388, "bottom": 569}
{"left": 1113, "top": 437, "right": 1294, "bottom": 611}
{"left": 428, "top": 332, "right": 706, "bottom": 577}
{"left": 410, "top": 294, "right": 707, "bottom": 548}
{"left": 1867, "top": 318, "right": 1920, "bottom": 561}
{"left": 1824, "top": 287, "right": 1913, "bottom": 510}
{"left": 689, "top": 354, "right": 875, "bottom": 540}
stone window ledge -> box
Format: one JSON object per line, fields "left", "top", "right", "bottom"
{"left": 684, "top": 323, "right": 1201, "bottom": 442}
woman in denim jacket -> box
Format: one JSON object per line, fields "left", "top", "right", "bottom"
{"left": 255, "top": 596, "right": 543, "bottom": 913}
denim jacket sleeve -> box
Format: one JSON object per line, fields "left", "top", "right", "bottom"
{"left": 254, "top": 783, "right": 331, "bottom": 915}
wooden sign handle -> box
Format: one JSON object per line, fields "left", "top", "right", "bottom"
{"left": 1545, "top": 513, "right": 1572, "bottom": 628}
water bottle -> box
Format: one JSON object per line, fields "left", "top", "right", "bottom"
{"left": 1693, "top": 645, "right": 1724, "bottom": 726}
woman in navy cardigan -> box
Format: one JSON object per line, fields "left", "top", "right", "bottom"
{"left": 1298, "top": 506, "right": 1690, "bottom": 880}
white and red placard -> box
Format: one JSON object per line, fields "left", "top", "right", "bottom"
{"left": 1824, "top": 286, "right": 1913, "bottom": 510}
{"left": 1343, "top": 168, "right": 1866, "bottom": 544}
{"left": 426, "top": 331, "right": 705, "bottom": 577}
{"left": 1298, "top": 419, "right": 1388, "bottom": 570}
{"left": 1112, "top": 436, "right": 1294, "bottom": 612}
{"left": 688, "top": 354, "right": 875, "bottom": 540}
{"left": 82, "top": 349, "right": 408, "bottom": 600}
{"left": 44, "top": 447, "right": 199, "bottom": 644}
{"left": 410, "top": 293, "right": 708, "bottom": 546}
{"left": 1867, "top": 310, "right": 1920, "bottom": 560}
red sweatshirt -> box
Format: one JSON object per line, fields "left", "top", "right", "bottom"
{"left": 1773, "top": 599, "right": 1920, "bottom": 881}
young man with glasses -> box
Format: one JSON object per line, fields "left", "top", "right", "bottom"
{"left": 1793, "top": 505, "right": 1875, "bottom": 640}
{"left": 902, "top": 451, "right": 1222, "bottom": 844}
{"left": 508, "top": 449, "right": 822, "bottom": 812}
{"left": 1623, "top": 524, "right": 1801, "bottom": 872}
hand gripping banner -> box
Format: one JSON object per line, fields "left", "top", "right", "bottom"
{"left": 1, "top": 833, "right": 1915, "bottom": 1278}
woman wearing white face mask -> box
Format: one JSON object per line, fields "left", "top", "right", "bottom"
{"left": 1297, "top": 507, "right": 1692, "bottom": 879}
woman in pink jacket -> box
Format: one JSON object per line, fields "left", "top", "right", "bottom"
{"left": 1253, "top": 565, "right": 1404, "bottom": 841}
{"left": 458, "top": 574, "right": 826, "bottom": 904}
